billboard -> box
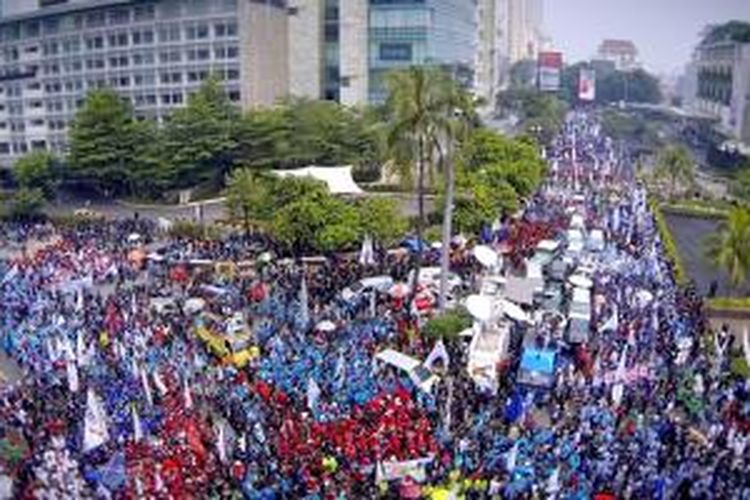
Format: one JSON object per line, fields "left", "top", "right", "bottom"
{"left": 537, "top": 52, "right": 563, "bottom": 92}
{"left": 578, "top": 68, "right": 596, "bottom": 101}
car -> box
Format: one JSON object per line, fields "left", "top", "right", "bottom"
{"left": 340, "top": 275, "right": 394, "bottom": 302}
{"left": 195, "top": 314, "right": 259, "bottom": 368}
{"left": 409, "top": 267, "right": 463, "bottom": 293}
{"left": 375, "top": 349, "right": 440, "bottom": 393}
{"left": 467, "top": 321, "right": 511, "bottom": 393}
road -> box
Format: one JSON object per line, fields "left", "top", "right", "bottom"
{"left": 40, "top": 192, "right": 434, "bottom": 223}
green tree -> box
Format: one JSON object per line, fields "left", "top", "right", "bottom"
{"left": 654, "top": 145, "right": 694, "bottom": 199}
{"left": 13, "top": 151, "right": 61, "bottom": 199}
{"left": 357, "top": 197, "right": 407, "bottom": 246}
{"left": 386, "top": 66, "right": 452, "bottom": 303}
{"left": 10, "top": 188, "right": 45, "bottom": 220}
{"left": 224, "top": 169, "right": 273, "bottom": 235}
{"left": 705, "top": 207, "right": 750, "bottom": 290}
{"left": 161, "top": 76, "right": 239, "bottom": 189}
{"left": 68, "top": 89, "right": 139, "bottom": 196}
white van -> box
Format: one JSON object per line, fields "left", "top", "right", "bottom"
{"left": 375, "top": 349, "right": 440, "bottom": 393}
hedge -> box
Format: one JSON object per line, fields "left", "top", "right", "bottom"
{"left": 650, "top": 199, "right": 688, "bottom": 286}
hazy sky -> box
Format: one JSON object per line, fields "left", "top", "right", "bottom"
{"left": 545, "top": 0, "right": 750, "bottom": 75}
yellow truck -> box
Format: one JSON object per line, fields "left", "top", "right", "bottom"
{"left": 195, "top": 313, "right": 259, "bottom": 368}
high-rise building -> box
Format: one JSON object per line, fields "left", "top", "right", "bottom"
{"left": 0, "top": 0, "right": 291, "bottom": 165}
{"left": 0, "top": 0, "right": 481, "bottom": 166}
{"left": 506, "top": 0, "right": 544, "bottom": 64}
{"left": 336, "top": 0, "right": 479, "bottom": 105}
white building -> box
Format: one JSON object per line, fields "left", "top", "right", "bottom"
{"left": 0, "top": 0, "right": 293, "bottom": 166}
{"left": 596, "top": 39, "right": 640, "bottom": 71}
{"left": 693, "top": 37, "right": 750, "bottom": 146}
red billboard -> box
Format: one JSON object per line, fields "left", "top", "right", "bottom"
{"left": 537, "top": 52, "right": 563, "bottom": 92}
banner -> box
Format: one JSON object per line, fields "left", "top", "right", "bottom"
{"left": 578, "top": 68, "right": 596, "bottom": 101}
{"left": 376, "top": 456, "right": 434, "bottom": 483}
{"left": 538, "top": 51, "right": 563, "bottom": 91}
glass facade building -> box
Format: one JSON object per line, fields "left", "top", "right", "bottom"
{"left": 367, "top": 0, "right": 477, "bottom": 102}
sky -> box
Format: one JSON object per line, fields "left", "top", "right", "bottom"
{"left": 545, "top": 0, "right": 750, "bottom": 75}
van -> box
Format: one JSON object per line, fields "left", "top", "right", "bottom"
{"left": 375, "top": 349, "right": 440, "bottom": 393}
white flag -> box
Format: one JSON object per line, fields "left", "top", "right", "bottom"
{"left": 299, "top": 271, "right": 309, "bottom": 327}
{"left": 152, "top": 369, "right": 168, "bottom": 396}
{"left": 359, "top": 235, "right": 375, "bottom": 266}
{"left": 139, "top": 365, "right": 153, "bottom": 406}
{"left": 307, "top": 377, "right": 321, "bottom": 411}
{"left": 334, "top": 351, "right": 346, "bottom": 390}
{"left": 743, "top": 328, "right": 750, "bottom": 368}
{"left": 216, "top": 421, "right": 227, "bottom": 463}
{"left": 76, "top": 289, "right": 84, "bottom": 313}
{"left": 611, "top": 345, "right": 628, "bottom": 406}
{"left": 83, "top": 388, "right": 109, "bottom": 452}
{"left": 547, "top": 467, "right": 560, "bottom": 494}
{"left": 506, "top": 441, "right": 518, "bottom": 472}
{"left": 424, "top": 340, "right": 450, "bottom": 370}
{"left": 184, "top": 379, "right": 194, "bottom": 410}
{"left": 66, "top": 352, "right": 79, "bottom": 393}
{"left": 132, "top": 405, "right": 143, "bottom": 442}
{"left": 76, "top": 331, "right": 87, "bottom": 367}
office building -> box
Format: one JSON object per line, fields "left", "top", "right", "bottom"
{"left": 506, "top": 0, "right": 544, "bottom": 64}
{"left": 0, "top": 0, "right": 290, "bottom": 166}
{"left": 0, "top": 0, "right": 482, "bottom": 166}
{"left": 596, "top": 39, "right": 640, "bottom": 71}
{"left": 693, "top": 34, "right": 750, "bottom": 146}
{"left": 322, "top": 0, "right": 478, "bottom": 105}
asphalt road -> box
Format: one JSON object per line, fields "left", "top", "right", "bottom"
{"left": 42, "top": 192, "right": 434, "bottom": 223}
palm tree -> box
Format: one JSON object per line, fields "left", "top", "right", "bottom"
{"left": 385, "top": 67, "right": 452, "bottom": 303}
{"left": 705, "top": 207, "right": 750, "bottom": 291}
{"left": 435, "top": 89, "right": 479, "bottom": 310}
{"left": 654, "top": 145, "right": 694, "bottom": 200}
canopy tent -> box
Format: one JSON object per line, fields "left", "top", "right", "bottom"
{"left": 273, "top": 166, "right": 364, "bottom": 195}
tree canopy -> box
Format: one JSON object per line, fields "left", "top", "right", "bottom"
{"left": 705, "top": 207, "right": 750, "bottom": 290}
{"left": 13, "top": 151, "right": 61, "bottom": 199}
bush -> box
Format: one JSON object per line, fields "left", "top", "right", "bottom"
{"left": 705, "top": 296, "right": 750, "bottom": 310}
{"left": 10, "top": 188, "right": 45, "bottom": 220}
{"left": 650, "top": 199, "right": 688, "bottom": 285}
{"left": 730, "top": 356, "right": 750, "bottom": 379}
{"left": 169, "top": 220, "right": 221, "bottom": 239}
{"left": 423, "top": 307, "right": 472, "bottom": 340}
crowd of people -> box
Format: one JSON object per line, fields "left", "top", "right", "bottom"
{"left": 0, "top": 111, "right": 747, "bottom": 498}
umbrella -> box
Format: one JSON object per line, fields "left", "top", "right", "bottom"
{"left": 315, "top": 320, "right": 337, "bottom": 332}
{"left": 635, "top": 289, "right": 653, "bottom": 306}
{"left": 184, "top": 298, "right": 206, "bottom": 314}
{"left": 389, "top": 283, "right": 411, "bottom": 298}
{"left": 466, "top": 295, "right": 493, "bottom": 322}
{"left": 568, "top": 274, "right": 593, "bottom": 289}
{"left": 169, "top": 265, "right": 189, "bottom": 283}
{"left": 500, "top": 299, "right": 529, "bottom": 323}
{"left": 473, "top": 245, "right": 498, "bottom": 268}
{"left": 257, "top": 252, "right": 273, "bottom": 264}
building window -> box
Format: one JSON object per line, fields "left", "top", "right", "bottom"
{"left": 30, "top": 140, "right": 47, "bottom": 151}
{"left": 0, "top": 143, "right": 9, "bottom": 155}
{"left": 85, "top": 36, "right": 104, "bottom": 50}
{"left": 134, "top": 5, "right": 155, "bottom": 22}
{"left": 228, "top": 90, "right": 240, "bottom": 102}
{"left": 86, "top": 12, "right": 105, "bottom": 28}
{"left": 226, "top": 68, "right": 239, "bottom": 81}
{"left": 227, "top": 46, "right": 238, "bottom": 59}
{"left": 109, "top": 8, "right": 130, "bottom": 25}
{"left": 379, "top": 43, "right": 412, "bottom": 61}
{"left": 158, "top": 24, "right": 181, "bottom": 43}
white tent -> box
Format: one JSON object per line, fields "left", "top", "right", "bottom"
{"left": 273, "top": 166, "right": 364, "bottom": 195}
